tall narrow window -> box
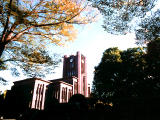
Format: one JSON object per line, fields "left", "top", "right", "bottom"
{"left": 40, "top": 84, "right": 44, "bottom": 109}
{"left": 35, "top": 84, "right": 40, "bottom": 109}
{"left": 74, "top": 82, "right": 78, "bottom": 94}
{"left": 83, "top": 76, "right": 85, "bottom": 95}
{"left": 88, "top": 87, "right": 90, "bottom": 97}
{"left": 81, "top": 57, "right": 85, "bottom": 73}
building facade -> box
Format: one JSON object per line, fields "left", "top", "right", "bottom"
{"left": 63, "top": 51, "right": 88, "bottom": 96}
{"left": 6, "top": 52, "right": 90, "bottom": 111}
{"left": 46, "top": 51, "right": 90, "bottom": 104}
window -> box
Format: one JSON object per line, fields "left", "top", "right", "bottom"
{"left": 83, "top": 76, "right": 86, "bottom": 95}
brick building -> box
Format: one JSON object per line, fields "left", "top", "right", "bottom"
{"left": 6, "top": 52, "right": 90, "bottom": 111}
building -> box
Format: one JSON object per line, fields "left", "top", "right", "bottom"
{"left": 6, "top": 78, "right": 51, "bottom": 111}
{"left": 6, "top": 52, "right": 90, "bottom": 111}
{"left": 63, "top": 51, "right": 88, "bottom": 96}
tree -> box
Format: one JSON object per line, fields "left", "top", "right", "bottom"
{"left": 0, "top": 0, "right": 95, "bottom": 57}
{"left": 0, "top": 0, "right": 96, "bottom": 77}
{"left": 145, "top": 38, "right": 160, "bottom": 95}
{"left": 93, "top": 47, "right": 122, "bottom": 102}
{"left": 92, "top": 47, "right": 160, "bottom": 103}
{"left": 88, "top": 0, "right": 157, "bottom": 34}
{"left": 135, "top": 9, "right": 160, "bottom": 45}
{"left": 120, "top": 47, "right": 147, "bottom": 97}
{"left": 147, "top": 38, "right": 160, "bottom": 60}
{"left": 2, "top": 43, "right": 61, "bottom": 77}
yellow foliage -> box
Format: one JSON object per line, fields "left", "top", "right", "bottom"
{"left": 1, "top": 0, "right": 97, "bottom": 50}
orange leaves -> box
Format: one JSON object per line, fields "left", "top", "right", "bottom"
{"left": 55, "top": 0, "right": 81, "bottom": 13}
{"left": 0, "top": 0, "right": 96, "bottom": 77}
{"left": 1, "top": 0, "right": 96, "bottom": 50}
{"left": 40, "top": 0, "right": 84, "bottom": 23}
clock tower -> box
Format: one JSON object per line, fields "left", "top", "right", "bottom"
{"left": 63, "top": 51, "right": 88, "bottom": 97}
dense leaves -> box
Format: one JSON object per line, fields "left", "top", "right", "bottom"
{"left": 92, "top": 46, "right": 160, "bottom": 103}
{"left": 93, "top": 47, "right": 123, "bottom": 102}
{"left": 136, "top": 9, "right": 160, "bottom": 44}
{"left": 1, "top": 42, "right": 61, "bottom": 77}
{"left": 88, "top": 0, "right": 157, "bottom": 34}
{"left": 146, "top": 38, "right": 160, "bottom": 90}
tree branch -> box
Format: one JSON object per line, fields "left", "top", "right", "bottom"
{"left": 1, "top": 0, "right": 13, "bottom": 43}
{"left": 24, "top": 32, "right": 58, "bottom": 36}
{"left": 33, "top": 5, "right": 86, "bottom": 27}
{"left": 10, "top": 26, "right": 34, "bottom": 42}
{"left": 6, "top": 21, "right": 19, "bottom": 41}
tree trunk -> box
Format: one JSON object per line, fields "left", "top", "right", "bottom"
{"left": 0, "top": 42, "right": 6, "bottom": 58}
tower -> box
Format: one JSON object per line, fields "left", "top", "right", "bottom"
{"left": 63, "top": 51, "right": 88, "bottom": 97}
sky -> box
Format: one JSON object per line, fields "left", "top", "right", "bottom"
{"left": 1, "top": 0, "right": 160, "bottom": 92}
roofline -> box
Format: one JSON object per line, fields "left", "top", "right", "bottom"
{"left": 49, "top": 76, "right": 78, "bottom": 82}
{"left": 51, "top": 80, "right": 73, "bottom": 86}
{"left": 14, "top": 78, "right": 52, "bottom": 84}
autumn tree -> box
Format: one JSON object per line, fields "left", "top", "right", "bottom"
{"left": 0, "top": 0, "right": 96, "bottom": 77}
{"left": 0, "top": 0, "right": 95, "bottom": 57}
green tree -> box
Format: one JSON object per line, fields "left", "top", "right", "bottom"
{"left": 136, "top": 9, "right": 160, "bottom": 45}
{"left": 92, "top": 47, "right": 158, "bottom": 103}
{"left": 93, "top": 47, "right": 122, "bottom": 102}
{"left": 88, "top": 0, "right": 157, "bottom": 34}
{"left": 1, "top": 43, "right": 61, "bottom": 77}
{"left": 120, "top": 47, "right": 147, "bottom": 97}
{"left": 145, "top": 38, "right": 160, "bottom": 96}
